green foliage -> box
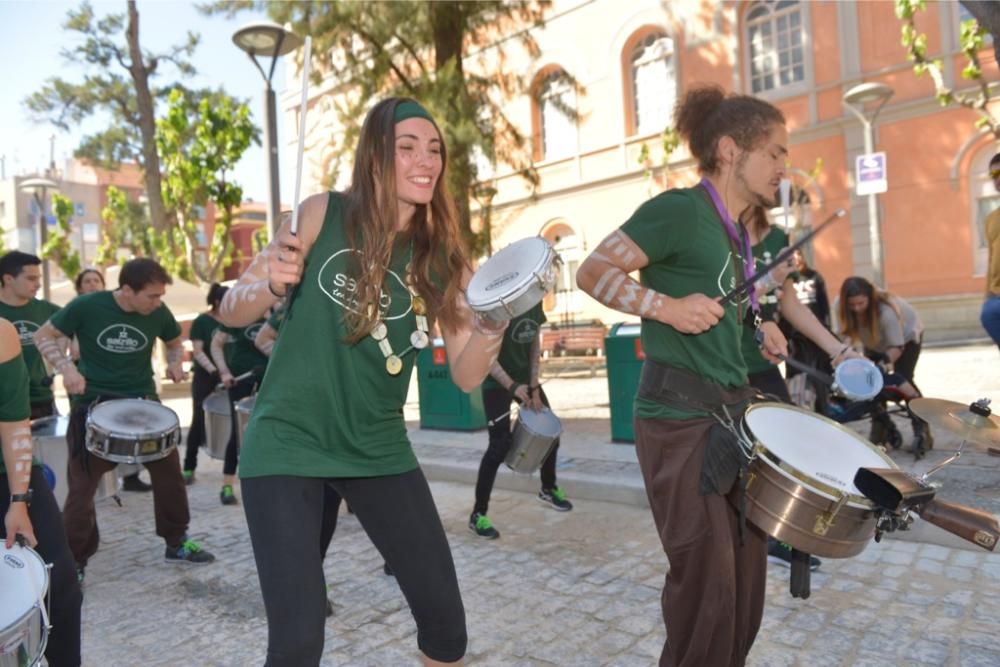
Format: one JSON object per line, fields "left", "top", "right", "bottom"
{"left": 637, "top": 127, "right": 681, "bottom": 195}
{"left": 97, "top": 185, "right": 152, "bottom": 266}
{"left": 40, "top": 193, "right": 82, "bottom": 281}
{"left": 156, "top": 88, "right": 259, "bottom": 283}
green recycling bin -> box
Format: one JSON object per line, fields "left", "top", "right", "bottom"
{"left": 605, "top": 322, "right": 644, "bottom": 443}
{"left": 416, "top": 338, "right": 486, "bottom": 430}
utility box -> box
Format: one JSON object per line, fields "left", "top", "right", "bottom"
{"left": 605, "top": 323, "right": 644, "bottom": 443}
{"left": 416, "top": 338, "right": 486, "bottom": 431}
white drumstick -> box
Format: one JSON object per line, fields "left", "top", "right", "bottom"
{"left": 290, "top": 35, "right": 312, "bottom": 237}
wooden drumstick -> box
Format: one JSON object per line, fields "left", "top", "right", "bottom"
{"left": 290, "top": 35, "right": 312, "bottom": 237}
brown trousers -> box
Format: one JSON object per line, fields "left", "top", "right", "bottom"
{"left": 63, "top": 401, "right": 191, "bottom": 566}
{"left": 635, "top": 416, "right": 768, "bottom": 667}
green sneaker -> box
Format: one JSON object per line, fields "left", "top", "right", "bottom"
{"left": 468, "top": 512, "right": 500, "bottom": 539}
{"left": 165, "top": 538, "right": 215, "bottom": 565}
{"left": 220, "top": 484, "right": 238, "bottom": 506}
{"left": 182, "top": 470, "right": 195, "bottom": 486}
{"left": 538, "top": 486, "right": 573, "bottom": 512}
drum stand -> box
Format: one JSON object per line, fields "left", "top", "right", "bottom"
{"left": 789, "top": 549, "right": 812, "bottom": 599}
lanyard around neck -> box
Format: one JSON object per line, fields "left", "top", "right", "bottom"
{"left": 699, "top": 177, "right": 758, "bottom": 313}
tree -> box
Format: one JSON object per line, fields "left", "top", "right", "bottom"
{"left": 24, "top": 0, "right": 199, "bottom": 234}
{"left": 896, "top": 0, "right": 1000, "bottom": 138}
{"left": 98, "top": 185, "right": 153, "bottom": 267}
{"left": 40, "top": 194, "right": 83, "bottom": 281}
{"left": 205, "top": 1, "right": 557, "bottom": 255}
{"left": 960, "top": 1, "right": 1000, "bottom": 66}
{"left": 157, "top": 89, "right": 258, "bottom": 283}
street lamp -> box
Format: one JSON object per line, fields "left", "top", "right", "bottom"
{"left": 232, "top": 21, "right": 303, "bottom": 239}
{"left": 843, "top": 82, "right": 894, "bottom": 287}
{"left": 19, "top": 177, "right": 59, "bottom": 301}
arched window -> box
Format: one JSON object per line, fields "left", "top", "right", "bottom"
{"left": 969, "top": 146, "right": 1000, "bottom": 276}
{"left": 536, "top": 69, "right": 576, "bottom": 161}
{"left": 746, "top": 0, "right": 805, "bottom": 94}
{"left": 628, "top": 32, "right": 676, "bottom": 136}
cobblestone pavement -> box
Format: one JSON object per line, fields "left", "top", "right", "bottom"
{"left": 65, "top": 342, "right": 1000, "bottom": 665}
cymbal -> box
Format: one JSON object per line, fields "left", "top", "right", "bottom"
{"left": 908, "top": 398, "right": 1000, "bottom": 448}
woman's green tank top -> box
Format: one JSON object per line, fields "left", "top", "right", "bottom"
{"left": 239, "top": 193, "right": 421, "bottom": 478}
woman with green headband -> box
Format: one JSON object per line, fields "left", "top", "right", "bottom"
{"left": 219, "top": 97, "right": 505, "bottom": 665}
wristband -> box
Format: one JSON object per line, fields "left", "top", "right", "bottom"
{"left": 267, "top": 281, "right": 287, "bottom": 298}
{"left": 830, "top": 344, "right": 850, "bottom": 361}
{"left": 510, "top": 383, "right": 523, "bottom": 396}
{"left": 10, "top": 491, "right": 31, "bottom": 506}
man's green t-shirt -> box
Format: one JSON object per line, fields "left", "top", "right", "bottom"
{"left": 0, "top": 351, "right": 32, "bottom": 475}
{"left": 0, "top": 299, "right": 60, "bottom": 405}
{"left": 49, "top": 291, "right": 182, "bottom": 404}
{"left": 620, "top": 187, "right": 748, "bottom": 420}
{"left": 219, "top": 320, "right": 268, "bottom": 378}
{"left": 740, "top": 226, "right": 791, "bottom": 376}
{"left": 483, "top": 302, "right": 546, "bottom": 391}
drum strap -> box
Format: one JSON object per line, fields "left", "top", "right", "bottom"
{"left": 637, "top": 359, "right": 757, "bottom": 415}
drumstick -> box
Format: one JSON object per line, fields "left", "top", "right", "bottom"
{"left": 486, "top": 380, "right": 552, "bottom": 427}
{"left": 718, "top": 208, "right": 846, "bottom": 305}
{"left": 290, "top": 35, "right": 312, "bottom": 237}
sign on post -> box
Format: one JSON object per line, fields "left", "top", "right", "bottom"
{"left": 856, "top": 152, "right": 887, "bottom": 196}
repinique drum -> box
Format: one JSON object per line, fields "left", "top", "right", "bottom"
{"left": 505, "top": 407, "right": 562, "bottom": 474}
{"left": 32, "top": 416, "right": 119, "bottom": 508}
{"left": 740, "top": 402, "right": 898, "bottom": 558}
{"left": 833, "top": 358, "right": 884, "bottom": 400}
{"left": 85, "top": 399, "right": 181, "bottom": 464}
{"left": 466, "top": 237, "right": 559, "bottom": 322}
{"left": 235, "top": 395, "right": 256, "bottom": 446}
{"left": 0, "top": 543, "right": 49, "bottom": 667}
{"left": 202, "top": 390, "right": 232, "bottom": 461}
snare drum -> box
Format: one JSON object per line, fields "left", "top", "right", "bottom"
{"left": 32, "top": 417, "right": 118, "bottom": 508}
{"left": 833, "top": 358, "right": 884, "bottom": 400}
{"left": 0, "top": 544, "right": 49, "bottom": 667}
{"left": 202, "top": 390, "right": 231, "bottom": 461}
{"left": 466, "top": 237, "right": 559, "bottom": 322}
{"left": 85, "top": 400, "right": 181, "bottom": 464}
{"left": 235, "top": 395, "right": 256, "bottom": 446}
{"left": 505, "top": 407, "right": 562, "bottom": 474}
{"left": 740, "top": 402, "right": 897, "bottom": 558}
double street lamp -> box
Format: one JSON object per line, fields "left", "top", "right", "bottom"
{"left": 232, "top": 22, "right": 303, "bottom": 239}
{"left": 19, "top": 177, "right": 59, "bottom": 302}
{"left": 842, "top": 82, "right": 894, "bottom": 288}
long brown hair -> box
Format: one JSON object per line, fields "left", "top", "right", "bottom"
{"left": 342, "top": 97, "right": 469, "bottom": 343}
{"left": 838, "top": 276, "right": 894, "bottom": 348}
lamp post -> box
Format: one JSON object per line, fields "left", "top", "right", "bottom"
{"left": 232, "top": 21, "right": 303, "bottom": 240}
{"left": 842, "top": 82, "right": 894, "bottom": 287}
{"left": 19, "top": 177, "right": 59, "bottom": 301}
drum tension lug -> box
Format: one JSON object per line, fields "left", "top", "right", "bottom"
{"left": 814, "top": 494, "right": 849, "bottom": 536}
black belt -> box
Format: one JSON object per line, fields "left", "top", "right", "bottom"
{"left": 637, "top": 358, "right": 757, "bottom": 416}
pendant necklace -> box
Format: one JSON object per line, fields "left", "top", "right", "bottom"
{"left": 370, "top": 252, "right": 430, "bottom": 376}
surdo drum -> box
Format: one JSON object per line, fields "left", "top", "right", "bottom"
{"left": 85, "top": 399, "right": 181, "bottom": 464}
{"left": 202, "top": 390, "right": 232, "bottom": 461}
{"left": 235, "top": 395, "right": 256, "bottom": 446}
{"left": 739, "top": 402, "right": 897, "bottom": 558}
{"left": 0, "top": 543, "right": 49, "bottom": 667}
{"left": 31, "top": 416, "right": 118, "bottom": 507}
{"left": 505, "top": 407, "right": 562, "bottom": 475}
{"left": 466, "top": 237, "right": 560, "bottom": 322}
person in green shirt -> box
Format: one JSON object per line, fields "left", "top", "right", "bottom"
{"left": 470, "top": 301, "right": 572, "bottom": 540}
{"left": 0, "top": 251, "right": 62, "bottom": 418}
{"left": 33, "top": 258, "right": 216, "bottom": 577}
{"left": 0, "top": 317, "right": 82, "bottom": 666}
{"left": 218, "top": 98, "right": 509, "bottom": 666}
{"left": 578, "top": 85, "right": 790, "bottom": 667}
{"left": 181, "top": 282, "right": 228, "bottom": 484}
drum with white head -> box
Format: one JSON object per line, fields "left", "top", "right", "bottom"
{"left": 85, "top": 400, "right": 181, "bottom": 464}
{"left": 740, "top": 402, "right": 897, "bottom": 558}
{"left": 466, "top": 237, "right": 559, "bottom": 322}
{"left": 0, "top": 543, "right": 49, "bottom": 667}
{"left": 832, "top": 358, "right": 884, "bottom": 401}
{"left": 505, "top": 407, "right": 562, "bottom": 475}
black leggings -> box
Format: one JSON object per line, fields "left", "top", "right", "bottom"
{"left": 243, "top": 469, "right": 466, "bottom": 665}
{"left": 183, "top": 367, "right": 216, "bottom": 472}
{"left": 474, "top": 385, "right": 559, "bottom": 515}
{"left": 1, "top": 466, "right": 83, "bottom": 667}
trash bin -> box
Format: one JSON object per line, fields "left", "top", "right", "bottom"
{"left": 605, "top": 322, "right": 644, "bottom": 443}
{"left": 416, "top": 338, "right": 486, "bottom": 430}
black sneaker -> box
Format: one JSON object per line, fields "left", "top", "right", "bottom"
{"left": 165, "top": 538, "right": 216, "bottom": 565}
{"left": 538, "top": 487, "right": 573, "bottom": 511}
{"left": 122, "top": 473, "right": 152, "bottom": 492}
{"left": 383, "top": 562, "right": 394, "bottom": 576}
{"left": 469, "top": 512, "right": 500, "bottom": 539}
{"left": 767, "top": 540, "right": 820, "bottom": 571}
{"left": 76, "top": 564, "right": 86, "bottom": 585}
{"left": 220, "top": 485, "right": 238, "bottom": 506}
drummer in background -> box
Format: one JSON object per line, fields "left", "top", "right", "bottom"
{"left": 838, "top": 276, "right": 933, "bottom": 455}
{"left": 71, "top": 267, "right": 149, "bottom": 494}
{"left": 219, "top": 97, "right": 503, "bottom": 665}
{"left": 0, "top": 251, "right": 62, "bottom": 419}
{"left": 577, "top": 85, "right": 789, "bottom": 667}
{"left": 739, "top": 206, "right": 863, "bottom": 571}
{"left": 209, "top": 310, "right": 268, "bottom": 506}
{"left": 181, "top": 283, "right": 228, "bottom": 485}
{"left": 0, "top": 317, "right": 82, "bottom": 666}
{"left": 252, "top": 299, "right": 284, "bottom": 357}
{"left": 469, "top": 301, "right": 571, "bottom": 539}
{"left": 33, "top": 258, "right": 215, "bottom": 582}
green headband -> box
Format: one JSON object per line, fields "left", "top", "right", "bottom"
{"left": 394, "top": 100, "right": 435, "bottom": 124}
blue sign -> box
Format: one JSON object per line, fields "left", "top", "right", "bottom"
{"left": 855, "top": 152, "right": 887, "bottom": 195}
